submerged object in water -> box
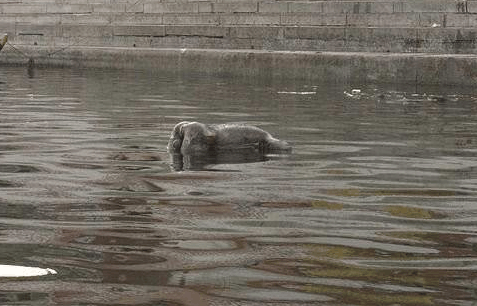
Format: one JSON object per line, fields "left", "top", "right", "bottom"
{"left": 168, "top": 121, "right": 291, "bottom": 155}
{"left": 167, "top": 121, "right": 291, "bottom": 170}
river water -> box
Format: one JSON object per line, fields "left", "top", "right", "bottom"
{"left": 1, "top": 66, "right": 477, "bottom": 305}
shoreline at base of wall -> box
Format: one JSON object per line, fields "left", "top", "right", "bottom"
{"left": 0, "top": 45, "right": 476, "bottom": 86}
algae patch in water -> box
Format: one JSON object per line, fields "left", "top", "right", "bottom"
{"left": 384, "top": 205, "right": 445, "bottom": 219}
{"left": 302, "top": 261, "right": 433, "bottom": 288}
{"left": 322, "top": 245, "right": 362, "bottom": 258}
{"left": 382, "top": 231, "right": 476, "bottom": 257}
{"left": 311, "top": 200, "right": 344, "bottom": 210}
{"left": 308, "top": 245, "right": 376, "bottom": 260}
{"left": 326, "top": 188, "right": 465, "bottom": 197}
{"left": 323, "top": 169, "right": 358, "bottom": 175}
{"left": 259, "top": 200, "right": 343, "bottom": 210}
{"left": 302, "top": 284, "right": 434, "bottom": 306}
{"left": 326, "top": 188, "right": 362, "bottom": 197}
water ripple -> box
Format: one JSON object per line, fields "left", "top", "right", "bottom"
{"left": 1, "top": 67, "right": 477, "bottom": 305}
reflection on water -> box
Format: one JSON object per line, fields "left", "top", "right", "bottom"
{"left": 169, "top": 150, "right": 273, "bottom": 171}
{"left": 1, "top": 66, "right": 477, "bottom": 305}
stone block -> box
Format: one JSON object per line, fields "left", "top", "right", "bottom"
{"left": 26, "top": 0, "right": 55, "bottom": 3}
{"left": 144, "top": 3, "right": 199, "bottom": 14}
{"left": 259, "top": 2, "right": 288, "bottom": 13}
{"left": 468, "top": 1, "right": 477, "bottom": 13}
{"left": 223, "top": 37, "right": 267, "bottom": 50}
{"left": 360, "top": 27, "right": 418, "bottom": 43}
{"left": 220, "top": 13, "right": 280, "bottom": 25}
{"left": 0, "top": 20, "right": 17, "bottom": 36}
{"left": 163, "top": 14, "right": 220, "bottom": 25}
{"left": 93, "top": 4, "right": 126, "bottom": 13}
{"left": 165, "top": 25, "right": 228, "bottom": 38}
{"left": 1, "top": 4, "right": 47, "bottom": 14}
{"left": 284, "top": 36, "right": 346, "bottom": 51}
{"left": 61, "top": 24, "right": 112, "bottom": 38}
{"left": 419, "top": 27, "right": 477, "bottom": 43}
{"left": 461, "top": 12, "right": 477, "bottom": 26}
{"left": 418, "top": 13, "right": 446, "bottom": 27}
{"left": 445, "top": 13, "right": 471, "bottom": 27}
{"left": 60, "top": 14, "right": 111, "bottom": 25}
{"left": 399, "top": 0, "right": 462, "bottom": 13}
{"left": 47, "top": 4, "right": 93, "bottom": 14}
{"left": 417, "top": 27, "right": 477, "bottom": 53}
{"left": 126, "top": 3, "right": 144, "bottom": 13}
{"left": 160, "top": 0, "right": 209, "bottom": 2}
{"left": 347, "top": 12, "right": 421, "bottom": 27}
{"left": 280, "top": 13, "right": 347, "bottom": 26}
{"left": 64, "top": 0, "right": 103, "bottom": 4}
{"left": 16, "top": 24, "right": 59, "bottom": 36}
{"left": 199, "top": 2, "right": 213, "bottom": 13}
{"left": 150, "top": 35, "right": 225, "bottom": 49}
{"left": 289, "top": 2, "right": 323, "bottom": 13}
{"left": 381, "top": 13, "right": 421, "bottom": 27}
{"left": 345, "top": 14, "right": 372, "bottom": 27}
{"left": 11, "top": 34, "right": 50, "bottom": 47}
{"left": 213, "top": 2, "right": 258, "bottom": 13}
{"left": 110, "top": 0, "right": 133, "bottom": 4}
{"left": 393, "top": 2, "right": 406, "bottom": 13}
{"left": 15, "top": 15, "right": 61, "bottom": 25}
{"left": 109, "top": 35, "right": 153, "bottom": 48}
{"left": 284, "top": 26, "right": 345, "bottom": 40}
{"left": 111, "top": 13, "right": 164, "bottom": 25}
{"left": 322, "top": 1, "right": 355, "bottom": 14}
{"left": 0, "top": 16, "right": 16, "bottom": 24}
{"left": 113, "top": 25, "right": 166, "bottom": 37}
{"left": 321, "top": 1, "right": 394, "bottom": 14}
{"left": 359, "top": 1, "right": 395, "bottom": 14}
{"left": 229, "top": 26, "right": 282, "bottom": 39}
{"left": 343, "top": 27, "right": 420, "bottom": 52}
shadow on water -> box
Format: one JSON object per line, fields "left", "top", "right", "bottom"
{"left": 2, "top": 66, "right": 477, "bottom": 305}
{"left": 169, "top": 149, "right": 289, "bottom": 171}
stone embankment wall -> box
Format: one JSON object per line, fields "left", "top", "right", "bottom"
{"left": 1, "top": 0, "right": 477, "bottom": 85}
{"left": 1, "top": 0, "right": 476, "bottom": 53}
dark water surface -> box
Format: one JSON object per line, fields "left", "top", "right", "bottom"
{"left": 1, "top": 66, "right": 477, "bottom": 305}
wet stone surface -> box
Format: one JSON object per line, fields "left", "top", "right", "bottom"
{"left": 0, "top": 66, "right": 477, "bottom": 305}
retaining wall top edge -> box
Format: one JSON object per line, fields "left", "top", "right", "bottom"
{"left": 11, "top": 45, "right": 477, "bottom": 59}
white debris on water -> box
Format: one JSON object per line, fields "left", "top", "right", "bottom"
{"left": 277, "top": 91, "right": 316, "bottom": 95}
{"left": 0, "top": 265, "right": 57, "bottom": 278}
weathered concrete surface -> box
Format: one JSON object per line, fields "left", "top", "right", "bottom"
{"left": 2, "top": 46, "right": 477, "bottom": 86}
{"left": 1, "top": 0, "right": 477, "bottom": 85}
{"left": 2, "top": 0, "right": 477, "bottom": 54}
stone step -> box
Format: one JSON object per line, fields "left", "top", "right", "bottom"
{"left": 3, "top": 11, "right": 477, "bottom": 28}
{"left": 1, "top": 1, "right": 476, "bottom": 14}
{"left": 1, "top": 0, "right": 476, "bottom": 54}
{"left": 8, "top": 24, "right": 477, "bottom": 54}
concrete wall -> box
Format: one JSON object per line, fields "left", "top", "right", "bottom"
{"left": 1, "top": 1, "right": 477, "bottom": 86}
{"left": 1, "top": 0, "right": 477, "bottom": 54}
{"left": 6, "top": 46, "right": 477, "bottom": 86}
